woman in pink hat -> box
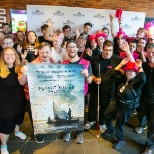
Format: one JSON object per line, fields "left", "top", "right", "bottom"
{"left": 101, "top": 57, "right": 146, "bottom": 150}
{"left": 90, "top": 32, "right": 107, "bottom": 57}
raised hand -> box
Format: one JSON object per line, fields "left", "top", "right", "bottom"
{"left": 120, "top": 57, "right": 130, "bottom": 66}
{"left": 17, "top": 44, "right": 22, "bottom": 53}
{"left": 21, "top": 50, "right": 27, "bottom": 60}
{"left": 86, "top": 48, "right": 92, "bottom": 56}
{"left": 135, "top": 59, "right": 142, "bottom": 68}
{"left": 21, "top": 65, "right": 28, "bottom": 76}
{"left": 119, "top": 40, "right": 129, "bottom": 52}
{"left": 75, "top": 28, "right": 80, "bottom": 37}
{"left": 47, "top": 18, "right": 53, "bottom": 27}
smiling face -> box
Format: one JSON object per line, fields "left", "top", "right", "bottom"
{"left": 83, "top": 25, "right": 91, "bottom": 35}
{"left": 129, "top": 42, "right": 137, "bottom": 53}
{"left": 63, "top": 28, "right": 71, "bottom": 37}
{"left": 147, "top": 47, "right": 154, "bottom": 63}
{"left": 27, "top": 31, "right": 36, "bottom": 44}
{"left": 39, "top": 45, "right": 51, "bottom": 63}
{"left": 16, "top": 31, "right": 24, "bottom": 42}
{"left": 3, "top": 48, "right": 16, "bottom": 67}
{"left": 3, "top": 38, "right": 14, "bottom": 48}
{"left": 66, "top": 42, "right": 78, "bottom": 58}
{"left": 102, "top": 46, "right": 113, "bottom": 59}
{"left": 2, "top": 25, "right": 11, "bottom": 35}
{"left": 126, "top": 70, "right": 137, "bottom": 80}
{"left": 97, "top": 36, "right": 105, "bottom": 47}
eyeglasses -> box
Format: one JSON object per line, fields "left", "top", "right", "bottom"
{"left": 67, "top": 46, "right": 77, "bottom": 49}
{"left": 103, "top": 49, "right": 113, "bottom": 52}
{"left": 4, "top": 42, "right": 13, "bottom": 45}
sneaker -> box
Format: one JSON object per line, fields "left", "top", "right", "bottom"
{"left": 15, "top": 131, "right": 26, "bottom": 140}
{"left": 142, "top": 149, "right": 153, "bottom": 154}
{"left": 101, "top": 129, "right": 116, "bottom": 138}
{"left": 99, "top": 124, "right": 107, "bottom": 133}
{"left": 1, "top": 145, "right": 9, "bottom": 154}
{"left": 63, "top": 132, "right": 71, "bottom": 142}
{"left": 84, "top": 121, "right": 96, "bottom": 129}
{"left": 135, "top": 127, "right": 144, "bottom": 133}
{"left": 76, "top": 133, "right": 84, "bottom": 144}
{"left": 113, "top": 140, "right": 126, "bottom": 150}
{"left": 35, "top": 134, "right": 44, "bottom": 143}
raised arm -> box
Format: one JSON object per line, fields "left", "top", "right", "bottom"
{"left": 120, "top": 41, "right": 135, "bottom": 62}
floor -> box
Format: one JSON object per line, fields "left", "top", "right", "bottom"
{"left": 4, "top": 110, "right": 154, "bottom": 154}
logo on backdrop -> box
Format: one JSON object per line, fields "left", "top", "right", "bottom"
{"left": 73, "top": 12, "right": 85, "bottom": 17}
{"left": 63, "top": 20, "right": 74, "bottom": 25}
{"left": 42, "top": 19, "right": 54, "bottom": 25}
{"left": 102, "top": 23, "right": 110, "bottom": 27}
{"left": 131, "top": 16, "right": 141, "bottom": 21}
{"left": 35, "top": 28, "right": 41, "bottom": 33}
{"left": 93, "top": 13, "right": 104, "bottom": 19}
{"left": 122, "top": 24, "right": 131, "bottom": 29}
{"left": 32, "top": 9, "right": 44, "bottom": 15}
{"left": 53, "top": 10, "right": 64, "bottom": 16}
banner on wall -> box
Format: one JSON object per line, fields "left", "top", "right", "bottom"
{"left": 26, "top": 63, "right": 84, "bottom": 134}
{"left": 27, "top": 5, "right": 146, "bottom": 40}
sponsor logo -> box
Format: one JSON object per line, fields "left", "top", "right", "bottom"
{"left": 53, "top": 10, "right": 64, "bottom": 16}
{"left": 35, "top": 28, "right": 41, "bottom": 33}
{"left": 131, "top": 16, "right": 141, "bottom": 21}
{"left": 93, "top": 13, "right": 104, "bottom": 18}
{"left": 122, "top": 24, "right": 131, "bottom": 29}
{"left": 42, "top": 19, "right": 54, "bottom": 25}
{"left": 63, "top": 20, "right": 74, "bottom": 25}
{"left": 73, "top": 12, "right": 85, "bottom": 17}
{"left": 32, "top": 9, "right": 44, "bottom": 15}
{"left": 102, "top": 23, "right": 110, "bottom": 27}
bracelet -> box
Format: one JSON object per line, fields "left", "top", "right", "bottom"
{"left": 138, "top": 67, "right": 142, "bottom": 70}
{"left": 86, "top": 74, "right": 90, "bottom": 79}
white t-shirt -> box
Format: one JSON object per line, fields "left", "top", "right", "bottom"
{"left": 51, "top": 47, "right": 67, "bottom": 63}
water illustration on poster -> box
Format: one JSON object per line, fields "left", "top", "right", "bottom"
{"left": 26, "top": 63, "right": 84, "bottom": 134}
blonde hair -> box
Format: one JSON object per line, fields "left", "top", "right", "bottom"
{"left": 0, "top": 47, "right": 21, "bottom": 78}
{"left": 23, "top": 30, "right": 39, "bottom": 49}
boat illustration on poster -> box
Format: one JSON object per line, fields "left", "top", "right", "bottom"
{"left": 47, "top": 102, "right": 79, "bottom": 125}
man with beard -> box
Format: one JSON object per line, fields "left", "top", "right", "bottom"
{"left": 62, "top": 40, "right": 92, "bottom": 144}
{"left": 18, "top": 42, "right": 53, "bottom": 143}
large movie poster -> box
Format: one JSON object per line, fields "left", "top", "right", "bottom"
{"left": 27, "top": 63, "right": 84, "bottom": 134}
{"left": 27, "top": 5, "right": 146, "bottom": 40}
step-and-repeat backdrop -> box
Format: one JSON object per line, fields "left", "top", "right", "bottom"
{"left": 27, "top": 5, "right": 146, "bottom": 40}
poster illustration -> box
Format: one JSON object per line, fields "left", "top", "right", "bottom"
{"left": 26, "top": 63, "right": 84, "bottom": 134}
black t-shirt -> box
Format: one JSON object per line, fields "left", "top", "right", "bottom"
{"left": 0, "top": 67, "right": 25, "bottom": 117}
{"left": 140, "top": 62, "right": 154, "bottom": 103}
{"left": 24, "top": 44, "right": 38, "bottom": 62}
{"left": 91, "top": 54, "right": 122, "bottom": 95}
{"left": 0, "top": 45, "right": 4, "bottom": 55}
{"left": 38, "top": 36, "right": 53, "bottom": 46}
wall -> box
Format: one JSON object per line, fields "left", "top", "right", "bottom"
{"left": 0, "top": 0, "right": 154, "bottom": 23}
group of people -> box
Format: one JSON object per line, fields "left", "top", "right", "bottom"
{"left": 0, "top": 16, "right": 154, "bottom": 154}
